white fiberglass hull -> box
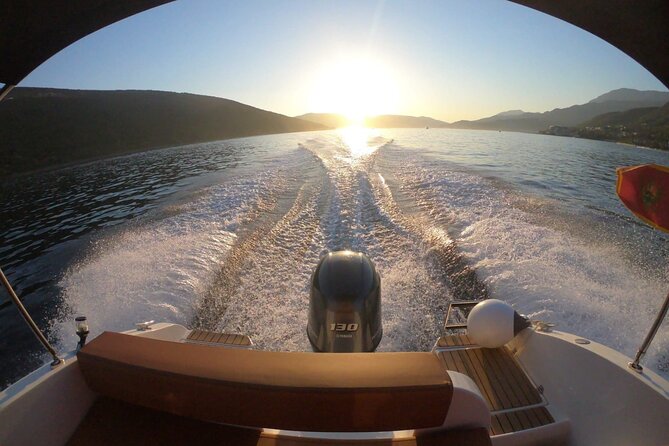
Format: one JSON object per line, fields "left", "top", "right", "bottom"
{"left": 1, "top": 323, "right": 667, "bottom": 446}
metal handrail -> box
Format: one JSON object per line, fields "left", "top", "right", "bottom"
{"left": 0, "top": 83, "right": 64, "bottom": 367}
{"left": 629, "top": 290, "right": 669, "bottom": 373}
{"left": 0, "top": 266, "right": 63, "bottom": 367}
{"left": 0, "top": 84, "right": 14, "bottom": 101}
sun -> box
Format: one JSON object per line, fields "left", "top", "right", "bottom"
{"left": 308, "top": 54, "right": 401, "bottom": 126}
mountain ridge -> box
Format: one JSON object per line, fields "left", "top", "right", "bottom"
{"left": 3, "top": 87, "right": 668, "bottom": 176}
{"left": 296, "top": 113, "right": 449, "bottom": 129}
{"left": 542, "top": 102, "right": 669, "bottom": 150}
{"left": 588, "top": 88, "right": 669, "bottom": 104}
{"left": 0, "top": 87, "right": 328, "bottom": 176}
{"left": 450, "top": 88, "right": 669, "bottom": 133}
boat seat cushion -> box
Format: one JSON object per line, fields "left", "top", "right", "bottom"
{"left": 78, "top": 332, "right": 457, "bottom": 432}
{"left": 68, "top": 397, "right": 492, "bottom": 446}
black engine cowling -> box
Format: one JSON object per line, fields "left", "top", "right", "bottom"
{"left": 307, "top": 251, "right": 382, "bottom": 352}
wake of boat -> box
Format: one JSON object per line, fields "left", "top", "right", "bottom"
{"left": 379, "top": 143, "right": 668, "bottom": 376}
{"left": 54, "top": 130, "right": 667, "bottom": 378}
{"left": 55, "top": 130, "right": 478, "bottom": 354}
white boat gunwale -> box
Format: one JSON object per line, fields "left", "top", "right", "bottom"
{"left": 2, "top": 322, "right": 667, "bottom": 445}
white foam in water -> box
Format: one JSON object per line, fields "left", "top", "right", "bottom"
{"left": 291, "top": 132, "right": 451, "bottom": 351}
{"left": 52, "top": 131, "right": 667, "bottom": 378}
{"left": 393, "top": 152, "right": 668, "bottom": 377}
{"left": 202, "top": 132, "right": 450, "bottom": 353}
{"left": 54, "top": 170, "right": 282, "bottom": 350}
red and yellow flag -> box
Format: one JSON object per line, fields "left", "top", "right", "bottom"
{"left": 616, "top": 164, "right": 669, "bottom": 233}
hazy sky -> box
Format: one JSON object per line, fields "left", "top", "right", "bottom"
{"left": 21, "top": 0, "right": 668, "bottom": 122}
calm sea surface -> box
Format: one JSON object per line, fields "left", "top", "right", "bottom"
{"left": 1, "top": 128, "right": 668, "bottom": 388}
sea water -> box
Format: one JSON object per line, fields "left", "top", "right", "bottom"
{"left": 1, "top": 128, "right": 667, "bottom": 388}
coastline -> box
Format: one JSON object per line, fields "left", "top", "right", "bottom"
{"left": 1, "top": 127, "right": 331, "bottom": 182}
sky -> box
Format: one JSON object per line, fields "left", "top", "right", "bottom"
{"left": 20, "top": 0, "right": 668, "bottom": 122}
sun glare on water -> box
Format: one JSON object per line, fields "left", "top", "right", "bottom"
{"left": 309, "top": 54, "right": 400, "bottom": 125}
{"left": 339, "top": 126, "right": 381, "bottom": 159}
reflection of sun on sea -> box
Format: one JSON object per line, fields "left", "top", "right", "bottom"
{"left": 339, "top": 126, "right": 379, "bottom": 158}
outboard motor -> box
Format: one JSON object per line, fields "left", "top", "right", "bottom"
{"left": 307, "top": 251, "right": 382, "bottom": 352}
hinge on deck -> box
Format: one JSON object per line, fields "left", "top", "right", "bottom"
{"left": 532, "top": 321, "right": 556, "bottom": 332}
{"left": 136, "top": 320, "right": 155, "bottom": 331}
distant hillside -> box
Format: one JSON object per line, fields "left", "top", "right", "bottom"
{"left": 492, "top": 110, "right": 525, "bottom": 117}
{"left": 297, "top": 113, "right": 449, "bottom": 129}
{"left": 588, "top": 88, "right": 669, "bottom": 104}
{"left": 577, "top": 103, "right": 669, "bottom": 150}
{"left": 451, "top": 88, "right": 669, "bottom": 133}
{"left": 0, "top": 88, "right": 328, "bottom": 176}
{"left": 583, "top": 106, "right": 665, "bottom": 127}
{"left": 365, "top": 115, "right": 448, "bottom": 128}
{"left": 296, "top": 113, "right": 350, "bottom": 129}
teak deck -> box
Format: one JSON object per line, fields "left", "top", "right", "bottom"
{"left": 437, "top": 334, "right": 554, "bottom": 435}
{"left": 186, "top": 329, "right": 252, "bottom": 346}
{"left": 490, "top": 406, "right": 554, "bottom": 436}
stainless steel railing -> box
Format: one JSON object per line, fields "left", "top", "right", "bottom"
{"left": 0, "top": 267, "right": 63, "bottom": 367}
{"left": 0, "top": 83, "right": 64, "bottom": 368}
{"left": 629, "top": 290, "right": 669, "bottom": 373}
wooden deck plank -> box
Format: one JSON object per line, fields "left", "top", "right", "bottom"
{"left": 494, "top": 349, "right": 532, "bottom": 407}
{"left": 211, "top": 332, "right": 225, "bottom": 343}
{"left": 187, "top": 330, "right": 251, "bottom": 347}
{"left": 466, "top": 348, "right": 506, "bottom": 411}
{"left": 533, "top": 406, "right": 554, "bottom": 425}
{"left": 484, "top": 349, "right": 521, "bottom": 406}
{"left": 490, "top": 414, "right": 504, "bottom": 436}
{"left": 481, "top": 349, "right": 524, "bottom": 408}
{"left": 494, "top": 348, "right": 542, "bottom": 405}
{"left": 523, "top": 406, "right": 541, "bottom": 427}
{"left": 505, "top": 411, "right": 524, "bottom": 432}
{"left": 438, "top": 334, "right": 476, "bottom": 348}
{"left": 464, "top": 350, "right": 500, "bottom": 411}
{"left": 495, "top": 412, "right": 514, "bottom": 434}
{"left": 439, "top": 350, "right": 458, "bottom": 371}
{"left": 438, "top": 342, "right": 553, "bottom": 436}
{"left": 190, "top": 329, "right": 205, "bottom": 341}
{"left": 489, "top": 407, "right": 554, "bottom": 435}
{"left": 440, "top": 349, "right": 501, "bottom": 411}
{"left": 479, "top": 348, "right": 520, "bottom": 409}
{"left": 513, "top": 409, "right": 533, "bottom": 430}
{"left": 454, "top": 349, "right": 497, "bottom": 409}
{"left": 450, "top": 349, "right": 468, "bottom": 375}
